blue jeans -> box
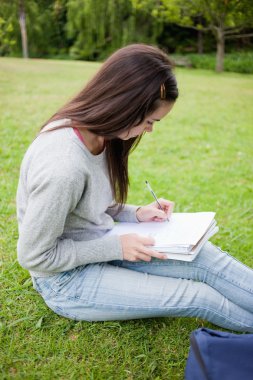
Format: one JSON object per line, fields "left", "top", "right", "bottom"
{"left": 33, "top": 242, "right": 253, "bottom": 332}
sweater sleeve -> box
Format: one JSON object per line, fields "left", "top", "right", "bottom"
{"left": 17, "top": 166, "right": 123, "bottom": 275}
{"left": 106, "top": 203, "right": 140, "bottom": 223}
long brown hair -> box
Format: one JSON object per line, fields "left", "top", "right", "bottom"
{"left": 43, "top": 44, "right": 178, "bottom": 206}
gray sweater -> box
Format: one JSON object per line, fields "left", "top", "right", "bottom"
{"left": 16, "top": 122, "right": 139, "bottom": 277}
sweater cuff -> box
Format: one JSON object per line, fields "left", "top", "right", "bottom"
{"left": 115, "top": 204, "right": 140, "bottom": 223}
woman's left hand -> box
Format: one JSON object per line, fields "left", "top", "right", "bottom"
{"left": 136, "top": 198, "right": 174, "bottom": 222}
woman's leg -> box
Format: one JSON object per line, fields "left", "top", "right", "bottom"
{"left": 33, "top": 258, "right": 253, "bottom": 332}
{"left": 110, "top": 241, "right": 253, "bottom": 314}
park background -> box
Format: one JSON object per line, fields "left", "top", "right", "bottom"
{"left": 1, "top": 0, "right": 253, "bottom": 72}
{"left": 0, "top": 0, "right": 253, "bottom": 379}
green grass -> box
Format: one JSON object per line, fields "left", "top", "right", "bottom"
{"left": 0, "top": 57, "right": 253, "bottom": 379}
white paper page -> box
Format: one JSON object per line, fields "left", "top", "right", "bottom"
{"left": 153, "top": 214, "right": 216, "bottom": 246}
{"left": 162, "top": 225, "right": 219, "bottom": 261}
{"left": 157, "top": 223, "right": 218, "bottom": 254}
{"left": 107, "top": 212, "right": 216, "bottom": 246}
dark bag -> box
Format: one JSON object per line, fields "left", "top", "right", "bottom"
{"left": 185, "top": 328, "right": 253, "bottom": 380}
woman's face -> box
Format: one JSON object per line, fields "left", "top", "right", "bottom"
{"left": 118, "top": 101, "right": 174, "bottom": 140}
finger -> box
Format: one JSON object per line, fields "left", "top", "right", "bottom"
{"left": 161, "top": 200, "right": 174, "bottom": 219}
{"left": 129, "top": 257, "right": 139, "bottom": 262}
{"left": 166, "top": 202, "right": 174, "bottom": 219}
{"left": 157, "top": 198, "right": 173, "bottom": 207}
{"left": 138, "top": 235, "right": 155, "bottom": 245}
{"left": 152, "top": 208, "right": 168, "bottom": 219}
{"left": 150, "top": 200, "right": 174, "bottom": 219}
{"left": 152, "top": 216, "right": 165, "bottom": 222}
{"left": 136, "top": 252, "right": 152, "bottom": 262}
{"left": 139, "top": 247, "right": 167, "bottom": 260}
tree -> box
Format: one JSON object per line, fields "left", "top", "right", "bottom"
{"left": 130, "top": 0, "right": 164, "bottom": 43}
{"left": 0, "top": 0, "right": 70, "bottom": 58}
{"left": 18, "top": 0, "right": 28, "bottom": 58}
{"left": 162, "top": 0, "right": 253, "bottom": 72}
{"left": 67, "top": 0, "right": 143, "bottom": 60}
{"left": 0, "top": 0, "right": 29, "bottom": 58}
{"left": 67, "top": 0, "right": 123, "bottom": 59}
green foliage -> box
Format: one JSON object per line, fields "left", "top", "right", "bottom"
{"left": 0, "top": 0, "right": 69, "bottom": 58}
{"left": 0, "top": 0, "right": 252, "bottom": 65}
{"left": 186, "top": 53, "right": 216, "bottom": 70}
{"left": 67, "top": 0, "right": 134, "bottom": 60}
{"left": 162, "top": 0, "right": 253, "bottom": 30}
{"left": 66, "top": 0, "right": 162, "bottom": 60}
{"left": 23, "top": 0, "right": 69, "bottom": 58}
{"left": 1, "top": 57, "right": 253, "bottom": 379}
{"left": 223, "top": 52, "right": 253, "bottom": 74}
{"left": 0, "top": 16, "right": 16, "bottom": 55}
{"left": 161, "top": 0, "right": 253, "bottom": 71}
{"left": 0, "top": 1, "right": 17, "bottom": 56}
{"left": 178, "top": 52, "right": 253, "bottom": 74}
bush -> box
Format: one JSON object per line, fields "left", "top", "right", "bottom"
{"left": 187, "top": 54, "right": 216, "bottom": 71}
{"left": 172, "top": 52, "right": 253, "bottom": 74}
{"left": 187, "top": 52, "right": 253, "bottom": 74}
{"left": 224, "top": 52, "right": 253, "bottom": 74}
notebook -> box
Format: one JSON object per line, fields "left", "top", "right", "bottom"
{"left": 107, "top": 212, "right": 218, "bottom": 261}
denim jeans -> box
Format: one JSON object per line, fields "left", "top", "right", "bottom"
{"left": 33, "top": 242, "right": 253, "bottom": 332}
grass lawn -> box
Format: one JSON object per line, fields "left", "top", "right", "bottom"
{"left": 0, "top": 57, "right": 253, "bottom": 379}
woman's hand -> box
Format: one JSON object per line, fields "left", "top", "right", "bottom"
{"left": 136, "top": 199, "right": 174, "bottom": 222}
{"left": 120, "top": 234, "right": 167, "bottom": 262}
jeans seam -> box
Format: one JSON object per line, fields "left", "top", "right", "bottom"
{"left": 130, "top": 260, "right": 253, "bottom": 294}
{"left": 53, "top": 305, "right": 78, "bottom": 320}
{"left": 47, "top": 296, "right": 253, "bottom": 329}
{"left": 193, "top": 263, "right": 253, "bottom": 294}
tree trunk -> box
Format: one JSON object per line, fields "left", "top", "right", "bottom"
{"left": 19, "top": 0, "right": 29, "bottom": 58}
{"left": 197, "top": 29, "right": 203, "bottom": 54}
{"left": 215, "top": 28, "right": 225, "bottom": 72}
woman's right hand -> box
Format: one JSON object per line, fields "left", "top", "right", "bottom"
{"left": 120, "top": 234, "right": 167, "bottom": 262}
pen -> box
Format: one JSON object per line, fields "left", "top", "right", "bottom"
{"left": 145, "top": 180, "right": 170, "bottom": 221}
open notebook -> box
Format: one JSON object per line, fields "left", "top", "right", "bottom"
{"left": 107, "top": 212, "right": 218, "bottom": 261}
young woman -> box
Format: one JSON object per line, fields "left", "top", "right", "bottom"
{"left": 17, "top": 44, "right": 253, "bottom": 331}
